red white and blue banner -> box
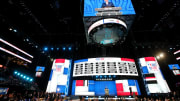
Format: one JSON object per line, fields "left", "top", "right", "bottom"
{"left": 46, "top": 59, "right": 71, "bottom": 95}
{"left": 71, "top": 79, "right": 141, "bottom": 96}
{"left": 73, "top": 57, "right": 138, "bottom": 77}
{"left": 139, "top": 57, "right": 171, "bottom": 94}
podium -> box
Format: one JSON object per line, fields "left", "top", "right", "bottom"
{"left": 95, "top": 7, "right": 122, "bottom": 16}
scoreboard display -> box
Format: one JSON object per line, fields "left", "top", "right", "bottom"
{"left": 73, "top": 57, "right": 138, "bottom": 77}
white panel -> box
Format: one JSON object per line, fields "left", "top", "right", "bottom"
{"left": 52, "top": 60, "right": 56, "bottom": 69}
{"left": 64, "top": 60, "right": 70, "bottom": 68}
{"left": 148, "top": 84, "right": 160, "bottom": 93}
{"left": 123, "top": 80, "right": 129, "bottom": 92}
{"left": 49, "top": 71, "right": 58, "bottom": 92}
{"left": 115, "top": 80, "right": 124, "bottom": 84}
{"left": 75, "top": 86, "right": 89, "bottom": 93}
{"left": 129, "top": 86, "right": 137, "bottom": 92}
{"left": 57, "top": 75, "right": 67, "bottom": 85}
{"left": 75, "top": 92, "right": 95, "bottom": 96}
{"left": 139, "top": 58, "right": 146, "bottom": 67}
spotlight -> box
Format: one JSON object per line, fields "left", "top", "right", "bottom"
{"left": 17, "top": 73, "right": 20, "bottom": 75}
{"left": 23, "top": 76, "right": 26, "bottom": 79}
{"left": 109, "top": 75, "right": 111, "bottom": 78}
{"left": 160, "top": 53, "right": 164, "bottom": 57}
{"left": 113, "top": 75, "right": 116, "bottom": 78}
{"left": 14, "top": 71, "right": 17, "bottom": 74}
{"left": 30, "top": 79, "right": 33, "bottom": 82}
{"left": 9, "top": 28, "right": 13, "bottom": 31}
{"left": 51, "top": 48, "right": 54, "bottom": 51}
{"left": 57, "top": 48, "right": 59, "bottom": 50}
{"left": 156, "top": 56, "right": 160, "bottom": 59}
{"left": 20, "top": 74, "right": 23, "bottom": 77}
{"left": 68, "top": 47, "right": 72, "bottom": 51}
{"left": 13, "top": 29, "right": 17, "bottom": 32}
{"left": 26, "top": 77, "right": 29, "bottom": 80}
{"left": 63, "top": 47, "right": 66, "bottom": 51}
{"left": 44, "top": 47, "right": 48, "bottom": 51}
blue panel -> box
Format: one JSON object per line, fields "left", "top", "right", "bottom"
{"left": 141, "top": 66, "right": 149, "bottom": 74}
{"left": 49, "top": 70, "right": 53, "bottom": 81}
{"left": 63, "top": 68, "right": 68, "bottom": 75}
{"left": 94, "top": 81, "right": 117, "bottom": 96}
{"left": 36, "top": 66, "right": 45, "bottom": 72}
{"left": 128, "top": 80, "right": 135, "bottom": 86}
{"left": 88, "top": 80, "right": 95, "bottom": 92}
{"left": 56, "top": 85, "right": 66, "bottom": 93}
{"left": 168, "top": 64, "right": 180, "bottom": 70}
{"left": 135, "top": 80, "right": 141, "bottom": 95}
{"left": 84, "top": 0, "right": 135, "bottom": 16}
{"left": 71, "top": 80, "right": 76, "bottom": 95}
{"left": 74, "top": 59, "right": 88, "bottom": 63}
{"left": 159, "top": 69, "right": 165, "bottom": 80}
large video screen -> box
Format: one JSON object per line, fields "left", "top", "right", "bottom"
{"left": 36, "top": 66, "right": 45, "bottom": 72}
{"left": 46, "top": 59, "right": 72, "bottom": 95}
{"left": 84, "top": 0, "right": 135, "bottom": 16}
{"left": 73, "top": 57, "right": 138, "bottom": 77}
{"left": 168, "top": 64, "right": 180, "bottom": 75}
{"left": 71, "top": 79, "right": 141, "bottom": 96}
{"left": 139, "top": 57, "right": 171, "bottom": 94}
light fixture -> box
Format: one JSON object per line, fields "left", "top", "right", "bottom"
{"left": 0, "top": 38, "right": 33, "bottom": 58}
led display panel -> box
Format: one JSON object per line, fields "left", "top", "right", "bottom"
{"left": 46, "top": 59, "right": 72, "bottom": 95}
{"left": 71, "top": 79, "right": 141, "bottom": 96}
{"left": 84, "top": 0, "right": 135, "bottom": 16}
{"left": 0, "top": 88, "right": 9, "bottom": 95}
{"left": 36, "top": 66, "right": 45, "bottom": 72}
{"left": 138, "top": 57, "right": 171, "bottom": 94}
{"left": 73, "top": 57, "right": 138, "bottom": 77}
{"left": 168, "top": 64, "right": 180, "bottom": 75}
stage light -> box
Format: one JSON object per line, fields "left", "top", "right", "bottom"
{"left": 17, "top": 73, "right": 20, "bottom": 75}
{"left": 14, "top": 71, "right": 17, "bottom": 74}
{"left": 20, "top": 74, "right": 23, "bottom": 77}
{"left": 0, "top": 47, "right": 32, "bottom": 63}
{"left": 68, "top": 47, "right": 71, "bottom": 51}
{"left": 109, "top": 75, "right": 111, "bottom": 78}
{"left": 44, "top": 47, "right": 48, "bottom": 51}
{"left": 104, "top": 75, "right": 107, "bottom": 78}
{"left": 156, "top": 56, "right": 160, "bottom": 59}
{"left": 26, "top": 77, "right": 29, "bottom": 80}
{"left": 23, "top": 76, "right": 26, "bottom": 79}
{"left": 9, "top": 28, "right": 13, "bottom": 31}
{"left": 0, "top": 38, "right": 33, "bottom": 58}
{"left": 160, "top": 53, "right": 164, "bottom": 57}
{"left": 113, "top": 75, "right": 116, "bottom": 78}
{"left": 57, "top": 48, "right": 59, "bottom": 50}
{"left": 63, "top": 47, "right": 66, "bottom": 51}
{"left": 100, "top": 76, "right": 102, "bottom": 78}
{"left": 96, "top": 75, "right": 98, "bottom": 78}
{"left": 30, "top": 79, "right": 33, "bottom": 82}
{"left": 51, "top": 48, "right": 54, "bottom": 51}
{"left": 13, "top": 29, "right": 17, "bottom": 32}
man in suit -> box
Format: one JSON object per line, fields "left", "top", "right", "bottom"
{"left": 101, "top": 0, "right": 115, "bottom": 8}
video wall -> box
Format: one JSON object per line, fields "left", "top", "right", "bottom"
{"left": 35, "top": 66, "right": 45, "bottom": 77}
{"left": 168, "top": 64, "right": 180, "bottom": 75}
{"left": 139, "top": 57, "right": 171, "bottom": 94}
{"left": 71, "top": 79, "right": 141, "bottom": 96}
{"left": 73, "top": 57, "right": 138, "bottom": 77}
{"left": 84, "top": 0, "right": 135, "bottom": 16}
{"left": 46, "top": 59, "right": 72, "bottom": 95}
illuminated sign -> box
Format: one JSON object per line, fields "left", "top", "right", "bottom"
{"left": 71, "top": 79, "right": 141, "bottom": 96}
{"left": 36, "top": 66, "right": 45, "bottom": 72}
{"left": 84, "top": 0, "right": 135, "bottom": 16}
{"left": 46, "top": 59, "right": 71, "bottom": 95}
{"left": 73, "top": 57, "right": 138, "bottom": 77}
{"left": 139, "top": 57, "right": 171, "bottom": 94}
{"left": 168, "top": 64, "right": 180, "bottom": 75}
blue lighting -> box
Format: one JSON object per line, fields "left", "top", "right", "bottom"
{"left": 30, "top": 79, "right": 33, "bottom": 82}
{"left": 104, "top": 75, "right": 107, "bottom": 78}
{"left": 23, "top": 76, "right": 26, "bottom": 79}
{"left": 17, "top": 73, "right": 20, "bottom": 75}
{"left": 44, "top": 47, "right": 48, "bottom": 51}
{"left": 96, "top": 75, "right": 98, "bottom": 78}
{"left": 14, "top": 71, "right": 17, "bottom": 74}
{"left": 113, "top": 75, "right": 116, "bottom": 78}
{"left": 57, "top": 48, "right": 59, "bottom": 50}
{"left": 63, "top": 47, "right": 66, "bottom": 51}
{"left": 51, "top": 48, "right": 54, "bottom": 51}
{"left": 68, "top": 47, "right": 72, "bottom": 51}
{"left": 20, "top": 74, "right": 23, "bottom": 77}
{"left": 109, "top": 75, "right": 111, "bottom": 78}
{"left": 100, "top": 76, "right": 102, "bottom": 78}
{"left": 26, "top": 77, "right": 29, "bottom": 80}
{"left": 13, "top": 29, "right": 17, "bottom": 32}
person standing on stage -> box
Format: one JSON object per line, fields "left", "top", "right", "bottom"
{"left": 101, "top": 0, "right": 115, "bottom": 8}
{"left": 104, "top": 87, "right": 109, "bottom": 101}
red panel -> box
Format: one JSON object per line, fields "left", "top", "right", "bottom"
{"left": 116, "top": 83, "right": 124, "bottom": 92}
{"left": 145, "top": 77, "right": 156, "bottom": 79}
{"left": 121, "top": 58, "right": 135, "bottom": 62}
{"left": 145, "top": 57, "right": 156, "bottom": 61}
{"left": 117, "top": 92, "right": 138, "bottom": 96}
{"left": 76, "top": 80, "right": 84, "bottom": 86}
{"left": 55, "top": 59, "right": 65, "bottom": 63}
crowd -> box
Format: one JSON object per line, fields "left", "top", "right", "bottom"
{"left": 0, "top": 90, "right": 180, "bottom": 101}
